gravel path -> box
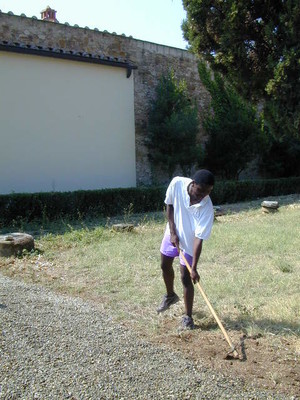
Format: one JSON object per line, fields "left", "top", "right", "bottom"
{"left": 0, "top": 274, "right": 292, "bottom": 400}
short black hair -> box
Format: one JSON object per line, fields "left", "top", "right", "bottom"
{"left": 192, "top": 169, "right": 215, "bottom": 186}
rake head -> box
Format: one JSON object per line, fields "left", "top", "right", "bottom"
{"left": 224, "top": 347, "right": 242, "bottom": 361}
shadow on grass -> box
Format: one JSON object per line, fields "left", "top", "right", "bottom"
{"left": 0, "top": 211, "right": 166, "bottom": 240}
{"left": 1, "top": 194, "right": 298, "bottom": 236}
{"left": 235, "top": 317, "right": 300, "bottom": 337}
{"left": 218, "top": 193, "right": 300, "bottom": 215}
{"left": 194, "top": 310, "right": 300, "bottom": 337}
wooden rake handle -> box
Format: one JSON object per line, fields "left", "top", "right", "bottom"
{"left": 180, "top": 250, "right": 237, "bottom": 354}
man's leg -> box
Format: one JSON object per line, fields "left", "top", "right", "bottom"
{"left": 161, "top": 254, "right": 175, "bottom": 295}
{"left": 180, "top": 264, "right": 194, "bottom": 317}
{"left": 157, "top": 254, "right": 179, "bottom": 313}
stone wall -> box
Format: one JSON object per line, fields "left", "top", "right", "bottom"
{"left": 0, "top": 12, "right": 210, "bottom": 185}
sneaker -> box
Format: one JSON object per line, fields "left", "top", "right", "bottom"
{"left": 182, "top": 315, "right": 195, "bottom": 330}
{"left": 157, "top": 293, "right": 180, "bottom": 313}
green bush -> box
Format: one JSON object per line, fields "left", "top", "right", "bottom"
{"left": 211, "top": 177, "right": 300, "bottom": 205}
{"left": 147, "top": 69, "right": 202, "bottom": 178}
{"left": 0, "top": 177, "right": 299, "bottom": 226}
{"left": 198, "top": 62, "right": 263, "bottom": 180}
{"left": 258, "top": 135, "right": 300, "bottom": 178}
{"left": 0, "top": 187, "right": 166, "bottom": 226}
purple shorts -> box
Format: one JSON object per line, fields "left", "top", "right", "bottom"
{"left": 160, "top": 233, "right": 193, "bottom": 267}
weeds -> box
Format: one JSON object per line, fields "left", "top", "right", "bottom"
{"left": 276, "top": 260, "right": 293, "bottom": 273}
{"left": 123, "top": 202, "right": 134, "bottom": 224}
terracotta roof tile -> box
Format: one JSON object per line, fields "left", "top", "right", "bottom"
{"left": 0, "top": 40, "right": 137, "bottom": 77}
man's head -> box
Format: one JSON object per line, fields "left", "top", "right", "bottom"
{"left": 188, "top": 169, "right": 214, "bottom": 204}
{"left": 193, "top": 169, "right": 215, "bottom": 187}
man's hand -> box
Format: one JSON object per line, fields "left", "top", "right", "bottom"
{"left": 190, "top": 268, "right": 200, "bottom": 284}
{"left": 170, "top": 232, "right": 179, "bottom": 250}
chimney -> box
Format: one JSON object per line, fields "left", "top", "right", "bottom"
{"left": 41, "top": 6, "right": 58, "bottom": 22}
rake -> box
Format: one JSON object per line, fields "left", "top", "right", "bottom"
{"left": 180, "top": 250, "right": 240, "bottom": 360}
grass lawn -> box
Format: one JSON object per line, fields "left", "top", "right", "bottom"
{"left": 1, "top": 194, "right": 299, "bottom": 395}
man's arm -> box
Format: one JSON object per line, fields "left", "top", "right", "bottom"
{"left": 190, "top": 237, "right": 203, "bottom": 283}
{"left": 166, "top": 204, "right": 179, "bottom": 249}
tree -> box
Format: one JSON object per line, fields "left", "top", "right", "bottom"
{"left": 182, "top": 0, "right": 300, "bottom": 139}
{"left": 199, "top": 62, "right": 262, "bottom": 179}
{"left": 258, "top": 134, "right": 300, "bottom": 178}
{"left": 147, "top": 70, "right": 202, "bottom": 178}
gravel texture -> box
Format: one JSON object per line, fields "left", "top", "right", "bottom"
{"left": 0, "top": 274, "right": 292, "bottom": 400}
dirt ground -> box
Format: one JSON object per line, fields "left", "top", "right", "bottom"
{"left": 151, "top": 318, "right": 300, "bottom": 399}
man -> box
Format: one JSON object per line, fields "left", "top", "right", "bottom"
{"left": 157, "top": 169, "right": 215, "bottom": 329}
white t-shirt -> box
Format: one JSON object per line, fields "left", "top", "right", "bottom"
{"left": 164, "top": 176, "right": 214, "bottom": 256}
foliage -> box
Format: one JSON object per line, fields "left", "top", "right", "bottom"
{"left": 182, "top": 0, "right": 300, "bottom": 139}
{"left": 211, "top": 177, "right": 300, "bottom": 205}
{"left": 198, "top": 62, "right": 262, "bottom": 179}
{"left": 1, "top": 178, "right": 300, "bottom": 226}
{"left": 258, "top": 134, "right": 300, "bottom": 178}
{"left": 0, "top": 187, "right": 166, "bottom": 226}
{"left": 147, "top": 69, "right": 202, "bottom": 178}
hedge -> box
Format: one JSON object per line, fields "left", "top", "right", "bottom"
{"left": 0, "top": 177, "right": 299, "bottom": 225}
{"left": 210, "top": 176, "right": 300, "bottom": 205}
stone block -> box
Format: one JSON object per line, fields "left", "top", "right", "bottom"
{"left": 261, "top": 201, "right": 279, "bottom": 213}
{"left": 112, "top": 224, "right": 134, "bottom": 232}
{"left": 0, "top": 233, "right": 34, "bottom": 257}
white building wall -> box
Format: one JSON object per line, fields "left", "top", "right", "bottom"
{"left": 0, "top": 51, "right": 136, "bottom": 194}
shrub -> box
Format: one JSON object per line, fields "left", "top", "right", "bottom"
{"left": 198, "top": 62, "right": 263, "bottom": 180}
{"left": 0, "top": 187, "right": 166, "bottom": 226}
{"left": 211, "top": 177, "right": 300, "bottom": 204}
{"left": 0, "top": 177, "right": 299, "bottom": 226}
{"left": 258, "top": 135, "right": 300, "bottom": 178}
{"left": 147, "top": 69, "right": 202, "bottom": 178}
